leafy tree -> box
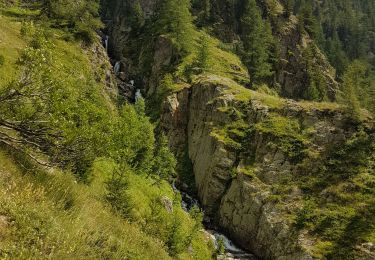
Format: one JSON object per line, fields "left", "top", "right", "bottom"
{"left": 202, "top": 0, "right": 211, "bottom": 22}
{"left": 216, "top": 237, "right": 225, "bottom": 255}
{"left": 41, "top": 0, "right": 102, "bottom": 44}
{"left": 129, "top": 0, "right": 145, "bottom": 29}
{"left": 325, "top": 32, "right": 349, "bottom": 76}
{"left": 240, "top": 0, "right": 274, "bottom": 86}
{"left": 134, "top": 96, "right": 146, "bottom": 116}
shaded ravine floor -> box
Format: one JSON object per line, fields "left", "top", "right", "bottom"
{"left": 173, "top": 182, "right": 257, "bottom": 260}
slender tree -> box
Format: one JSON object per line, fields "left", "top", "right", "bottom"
{"left": 240, "top": 0, "right": 274, "bottom": 86}
{"left": 341, "top": 60, "right": 366, "bottom": 119}
{"left": 155, "top": 0, "right": 195, "bottom": 54}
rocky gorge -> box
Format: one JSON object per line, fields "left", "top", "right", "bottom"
{"left": 101, "top": 0, "right": 375, "bottom": 259}
{"left": 159, "top": 75, "right": 373, "bottom": 259}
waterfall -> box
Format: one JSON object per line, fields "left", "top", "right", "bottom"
{"left": 173, "top": 181, "right": 257, "bottom": 260}
{"left": 105, "top": 35, "right": 109, "bottom": 53}
{"left": 135, "top": 89, "right": 143, "bottom": 102}
{"left": 114, "top": 61, "right": 121, "bottom": 75}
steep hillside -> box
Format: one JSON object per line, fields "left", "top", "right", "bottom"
{"left": 1, "top": 0, "right": 375, "bottom": 259}
{"left": 0, "top": 149, "right": 171, "bottom": 259}
{"left": 102, "top": 0, "right": 375, "bottom": 259}
{"left": 0, "top": 3, "right": 214, "bottom": 259}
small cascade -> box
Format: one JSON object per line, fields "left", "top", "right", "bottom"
{"left": 172, "top": 182, "right": 257, "bottom": 260}
{"left": 104, "top": 35, "right": 109, "bottom": 53}
{"left": 135, "top": 89, "right": 143, "bottom": 102}
{"left": 114, "top": 61, "right": 121, "bottom": 75}
{"left": 101, "top": 31, "right": 139, "bottom": 103}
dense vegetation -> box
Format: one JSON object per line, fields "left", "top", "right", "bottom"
{"left": 1, "top": 0, "right": 375, "bottom": 259}
{"left": 0, "top": 1, "right": 214, "bottom": 259}
{"left": 291, "top": 0, "right": 375, "bottom": 112}
{"left": 115, "top": 0, "right": 375, "bottom": 258}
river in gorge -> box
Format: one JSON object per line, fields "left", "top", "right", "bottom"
{"left": 173, "top": 183, "right": 257, "bottom": 260}
{"left": 103, "top": 35, "right": 257, "bottom": 260}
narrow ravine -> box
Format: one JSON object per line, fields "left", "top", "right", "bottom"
{"left": 173, "top": 182, "right": 257, "bottom": 260}
{"left": 102, "top": 32, "right": 256, "bottom": 260}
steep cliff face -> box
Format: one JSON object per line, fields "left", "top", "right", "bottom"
{"left": 160, "top": 75, "right": 374, "bottom": 259}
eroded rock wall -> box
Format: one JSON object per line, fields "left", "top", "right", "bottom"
{"left": 160, "top": 76, "right": 362, "bottom": 259}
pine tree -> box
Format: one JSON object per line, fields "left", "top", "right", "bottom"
{"left": 105, "top": 166, "right": 133, "bottom": 217}
{"left": 285, "top": 0, "right": 295, "bottom": 17}
{"left": 197, "top": 34, "right": 210, "bottom": 71}
{"left": 155, "top": 0, "right": 195, "bottom": 54}
{"left": 240, "top": 0, "right": 274, "bottom": 86}
{"left": 202, "top": 0, "right": 211, "bottom": 22}
{"left": 298, "top": 3, "right": 317, "bottom": 37}
{"left": 151, "top": 134, "right": 177, "bottom": 183}
{"left": 341, "top": 61, "right": 366, "bottom": 119}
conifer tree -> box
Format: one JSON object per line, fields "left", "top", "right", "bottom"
{"left": 285, "top": 0, "right": 294, "bottom": 17}
{"left": 297, "top": 3, "right": 317, "bottom": 37}
{"left": 240, "top": 0, "right": 274, "bottom": 86}
{"left": 341, "top": 61, "right": 365, "bottom": 119}
{"left": 151, "top": 134, "right": 177, "bottom": 183}
{"left": 197, "top": 34, "right": 210, "bottom": 71}
{"left": 202, "top": 0, "right": 211, "bottom": 22}
{"left": 155, "top": 0, "right": 195, "bottom": 54}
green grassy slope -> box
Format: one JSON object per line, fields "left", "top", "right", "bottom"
{"left": 0, "top": 149, "right": 171, "bottom": 259}
{"left": 0, "top": 4, "right": 213, "bottom": 259}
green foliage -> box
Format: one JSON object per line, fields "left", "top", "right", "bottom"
{"left": 151, "top": 134, "right": 177, "bottom": 183}
{"left": 216, "top": 237, "right": 225, "bottom": 255}
{"left": 255, "top": 113, "right": 309, "bottom": 162}
{"left": 0, "top": 150, "right": 171, "bottom": 259}
{"left": 192, "top": 0, "right": 211, "bottom": 25}
{"left": 41, "top": 0, "right": 102, "bottom": 44}
{"left": 197, "top": 34, "right": 210, "bottom": 71}
{"left": 0, "top": 54, "right": 4, "bottom": 66}
{"left": 302, "top": 45, "right": 328, "bottom": 101}
{"left": 110, "top": 104, "right": 155, "bottom": 172}
{"left": 155, "top": 0, "right": 195, "bottom": 54}
{"left": 105, "top": 166, "right": 133, "bottom": 217}
{"left": 178, "top": 145, "right": 196, "bottom": 193}
{"left": 293, "top": 129, "right": 375, "bottom": 258}
{"left": 240, "top": 0, "right": 274, "bottom": 86}
{"left": 0, "top": 8, "right": 214, "bottom": 259}
{"left": 340, "top": 60, "right": 365, "bottom": 119}
{"left": 129, "top": 0, "right": 144, "bottom": 29}
{"left": 146, "top": 73, "right": 175, "bottom": 121}
{"left": 20, "top": 20, "right": 35, "bottom": 37}
{"left": 211, "top": 119, "right": 252, "bottom": 151}
{"left": 297, "top": 3, "right": 318, "bottom": 38}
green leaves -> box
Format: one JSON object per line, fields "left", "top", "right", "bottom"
{"left": 41, "top": 0, "right": 102, "bottom": 44}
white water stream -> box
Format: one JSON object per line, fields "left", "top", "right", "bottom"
{"left": 173, "top": 182, "right": 257, "bottom": 260}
